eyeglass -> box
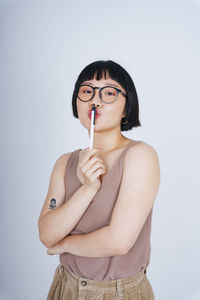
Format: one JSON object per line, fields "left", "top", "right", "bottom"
{"left": 77, "top": 84, "right": 127, "bottom": 104}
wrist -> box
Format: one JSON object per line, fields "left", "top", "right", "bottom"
{"left": 82, "top": 184, "right": 98, "bottom": 196}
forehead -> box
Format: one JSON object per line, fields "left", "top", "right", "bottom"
{"left": 81, "top": 78, "right": 123, "bottom": 90}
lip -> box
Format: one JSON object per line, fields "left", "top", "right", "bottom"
{"left": 88, "top": 109, "right": 101, "bottom": 119}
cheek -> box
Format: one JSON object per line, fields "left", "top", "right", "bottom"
{"left": 76, "top": 100, "right": 87, "bottom": 118}
{"left": 111, "top": 101, "right": 126, "bottom": 118}
{"left": 75, "top": 100, "right": 94, "bottom": 128}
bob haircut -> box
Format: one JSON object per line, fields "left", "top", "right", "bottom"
{"left": 72, "top": 60, "right": 141, "bottom": 131}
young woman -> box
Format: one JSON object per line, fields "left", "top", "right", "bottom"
{"left": 38, "top": 60, "right": 160, "bottom": 299}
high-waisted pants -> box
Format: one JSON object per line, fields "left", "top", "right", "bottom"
{"left": 47, "top": 263, "right": 155, "bottom": 300}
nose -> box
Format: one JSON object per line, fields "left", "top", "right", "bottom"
{"left": 89, "top": 89, "right": 102, "bottom": 108}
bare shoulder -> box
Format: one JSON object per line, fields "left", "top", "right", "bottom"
{"left": 58, "top": 151, "right": 73, "bottom": 161}
{"left": 47, "top": 152, "right": 74, "bottom": 184}
{"left": 127, "top": 140, "right": 159, "bottom": 159}
{"left": 54, "top": 151, "right": 73, "bottom": 174}
{"left": 58, "top": 151, "right": 73, "bottom": 164}
{"left": 124, "top": 140, "right": 160, "bottom": 180}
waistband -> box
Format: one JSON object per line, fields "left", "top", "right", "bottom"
{"left": 58, "top": 264, "right": 147, "bottom": 291}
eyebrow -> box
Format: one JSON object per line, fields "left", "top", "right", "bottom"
{"left": 82, "top": 81, "right": 121, "bottom": 89}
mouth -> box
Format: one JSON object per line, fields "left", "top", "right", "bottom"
{"left": 88, "top": 109, "right": 101, "bottom": 119}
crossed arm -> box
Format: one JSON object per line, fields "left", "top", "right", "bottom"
{"left": 47, "top": 143, "right": 160, "bottom": 258}
{"left": 47, "top": 225, "right": 123, "bottom": 257}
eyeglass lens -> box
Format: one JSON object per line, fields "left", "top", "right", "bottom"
{"left": 78, "top": 85, "right": 118, "bottom": 103}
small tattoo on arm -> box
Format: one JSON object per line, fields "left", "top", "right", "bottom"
{"left": 49, "top": 198, "right": 57, "bottom": 209}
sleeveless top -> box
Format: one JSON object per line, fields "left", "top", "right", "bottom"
{"left": 59, "top": 140, "right": 154, "bottom": 281}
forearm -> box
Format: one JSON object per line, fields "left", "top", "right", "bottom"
{"left": 39, "top": 184, "right": 97, "bottom": 248}
{"left": 47, "top": 225, "right": 123, "bottom": 258}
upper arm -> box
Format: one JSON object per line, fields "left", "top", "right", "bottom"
{"left": 109, "top": 142, "right": 161, "bottom": 254}
{"left": 38, "top": 152, "right": 72, "bottom": 223}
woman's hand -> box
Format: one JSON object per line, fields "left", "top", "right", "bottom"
{"left": 77, "top": 147, "right": 106, "bottom": 192}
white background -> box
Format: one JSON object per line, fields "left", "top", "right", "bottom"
{"left": 0, "top": 0, "right": 199, "bottom": 299}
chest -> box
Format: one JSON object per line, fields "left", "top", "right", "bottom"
{"left": 70, "top": 151, "right": 125, "bottom": 233}
{"left": 97, "top": 152, "right": 120, "bottom": 182}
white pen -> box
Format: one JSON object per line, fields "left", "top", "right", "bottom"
{"left": 89, "top": 104, "right": 96, "bottom": 149}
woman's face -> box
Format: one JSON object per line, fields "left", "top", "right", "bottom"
{"left": 76, "top": 76, "right": 127, "bottom": 132}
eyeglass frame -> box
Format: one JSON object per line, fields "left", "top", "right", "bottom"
{"left": 77, "top": 84, "right": 127, "bottom": 104}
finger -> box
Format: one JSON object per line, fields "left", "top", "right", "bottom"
{"left": 47, "top": 248, "right": 55, "bottom": 255}
{"left": 82, "top": 148, "right": 101, "bottom": 164}
{"left": 82, "top": 157, "right": 105, "bottom": 175}
{"left": 47, "top": 242, "right": 63, "bottom": 255}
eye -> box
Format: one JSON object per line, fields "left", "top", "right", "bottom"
{"left": 105, "top": 91, "right": 115, "bottom": 96}
{"left": 80, "top": 86, "right": 93, "bottom": 94}
{"left": 103, "top": 87, "right": 117, "bottom": 96}
{"left": 83, "top": 89, "right": 92, "bottom": 94}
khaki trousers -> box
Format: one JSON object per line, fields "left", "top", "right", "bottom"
{"left": 47, "top": 263, "right": 155, "bottom": 300}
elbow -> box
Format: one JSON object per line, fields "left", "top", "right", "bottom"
{"left": 117, "top": 243, "right": 129, "bottom": 255}
{"left": 39, "top": 234, "right": 53, "bottom": 249}
{"left": 119, "top": 240, "right": 136, "bottom": 255}
{"left": 110, "top": 229, "right": 132, "bottom": 255}
{"left": 112, "top": 243, "right": 128, "bottom": 256}
{"left": 109, "top": 231, "right": 129, "bottom": 255}
{"left": 38, "top": 220, "right": 53, "bottom": 248}
{"left": 113, "top": 241, "right": 132, "bottom": 255}
{"left": 38, "top": 228, "right": 57, "bottom": 248}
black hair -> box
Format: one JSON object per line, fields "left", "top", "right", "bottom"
{"left": 71, "top": 60, "right": 141, "bottom": 131}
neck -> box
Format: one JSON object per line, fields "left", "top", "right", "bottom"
{"left": 88, "top": 128, "right": 128, "bottom": 153}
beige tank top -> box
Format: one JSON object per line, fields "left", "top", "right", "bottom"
{"left": 59, "top": 140, "right": 154, "bottom": 280}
